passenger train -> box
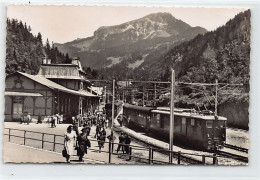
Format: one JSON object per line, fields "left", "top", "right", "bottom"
{"left": 105, "top": 101, "right": 123, "bottom": 120}
{"left": 123, "top": 103, "right": 227, "bottom": 150}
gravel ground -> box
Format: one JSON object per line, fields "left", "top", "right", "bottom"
{"left": 226, "top": 128, "right": 249, "bottom": 149}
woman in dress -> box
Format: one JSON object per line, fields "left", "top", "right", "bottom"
{"left": 64, "top": 125, "right": 77, "bottom": 163}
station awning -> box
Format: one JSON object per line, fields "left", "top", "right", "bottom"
{"left": 5, "top": 91, "right": 43, "bottom": 97}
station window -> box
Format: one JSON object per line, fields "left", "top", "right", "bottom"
{"left": 191, "top": 118, "right": 195, "bottom": 126}
{"left": 206, "top": 121, "right": 213, "bottom": 128}
{"left": 182, "top": 117, "right": 186, "bottom": 125}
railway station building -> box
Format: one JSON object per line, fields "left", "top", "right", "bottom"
{"left": 4, "top": 57, "right": 99, "bottom": 122}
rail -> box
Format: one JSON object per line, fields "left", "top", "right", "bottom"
{"left": 4, "top": 127, "right": 221, "bottom": 165}
{"left": 224, "top": 143, "right": 248, "bottom": 153}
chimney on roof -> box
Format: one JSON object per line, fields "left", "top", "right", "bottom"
{"left": 71, "top": 57, "right": 83, "bottom": 70}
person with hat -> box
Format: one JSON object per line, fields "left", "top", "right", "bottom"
{"left": 77, "top": 128, "right": 91, "bottom": 162}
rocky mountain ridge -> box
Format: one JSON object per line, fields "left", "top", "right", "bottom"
{"left": 55, "top": 12, "right": 207, "bottom": 69}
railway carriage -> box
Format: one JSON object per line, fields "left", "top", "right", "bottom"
{"left": 123, "top": 103, "right": 227, "bottom": 150}
{"left": 123, "top": 103, "right": 153, "bottom": 131}
{"left": 105, "top": 101, "right": 123, "bottom": 120}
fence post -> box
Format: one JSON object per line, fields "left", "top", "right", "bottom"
{"left": 108, "top": 140, "right": 111, "bottom": 163}
{"left": 42, "top": 133, "right": 44, "bottom": 149}
{"left": 112, "top": 141, "right": 114, "bottom": 152}
{"left": 8, "top": 129, "right": 11, "bottom": 142}
{"left": 202, "top": 155, "right": 206, "bottom": 164}
{"left": 169, "top": 151, "right": 173, "bottom": 163}
{"left": 129, "top": 147, "right": 132, "bottom": 160}
{"left": 213, "top": 153, "right": 218, "bottom": 165}
{"left": 177, "top": 151, "right": 181, "bottom": 164}
{"left": 24, "top": 131, "right": 26, "bottom": 145}
{"left": 53, "top": 135, "right": 56, "bottom": 151}
{"left": 149, "top": 147, "right": 152, "bottom": 164}
{"left": 151, "top": 148, "right": 154, "bottom": 164}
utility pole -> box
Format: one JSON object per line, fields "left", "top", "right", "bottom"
{"left": 215, "top": 79, "right": 218, "bottom": 116}
{"left": 142, "top": 86, "right": 145, "bottom": 106}
{"left": 109, "top": 79, "right": 115, "bottom": 163}
{"left": 154, "top": 83, "right": 157, "bottom": 107}
{"left": 213, "top": 79, "right": 218, "bottom": 152}
{"left": 104, "top": 86, "right": 106, "bottom": 103}
{"left": 169, "top": 69, "right": 175, "bottom": 163}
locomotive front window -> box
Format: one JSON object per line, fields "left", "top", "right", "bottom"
{"left": 206, "top": 121, "right": 213, "bottom": 128}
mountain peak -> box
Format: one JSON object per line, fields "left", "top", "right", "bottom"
{"left": 143, "top": 12, "right": 176, "bottom": 21}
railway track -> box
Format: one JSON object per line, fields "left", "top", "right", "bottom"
{"left": 216, "top": 150, "right": 248, "bottom": 163}
{"left": 224, "top": 143, "right": 248, "bottom": 153}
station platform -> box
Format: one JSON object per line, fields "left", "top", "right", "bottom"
{"left": 4, "top": 142, "right": 105, "bottom": 164}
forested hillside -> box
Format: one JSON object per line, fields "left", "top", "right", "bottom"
{"left": 6, "top": 18, "right": 71, "bottom": 75}
{"left": 160, "top": 10, "right": 250, "bottom": 85}
{"left": 158, "top": 10, "right": 251, "bottom": 129}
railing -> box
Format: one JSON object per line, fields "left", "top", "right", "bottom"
{"left": 4, "top": 127, "right": 219, "bottom": 165}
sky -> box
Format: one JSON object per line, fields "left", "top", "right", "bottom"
{"left": 7, "top": 5, "right": 247, "bottom": 44}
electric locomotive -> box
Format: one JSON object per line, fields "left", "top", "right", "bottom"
{"left": 123, "top": 103, "right": 227, "bottom": 150}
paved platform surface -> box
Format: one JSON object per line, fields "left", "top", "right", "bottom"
{"left": 4, "top": 142, "right": 104, "bottom": 164}
{"left": 3, "top": 121, "right": 136, "bottom": 164}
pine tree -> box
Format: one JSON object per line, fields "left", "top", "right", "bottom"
{"left": 45, "top": 38, "right": 51, "bottom": 55}
{"left": 37, "top": 32, "right": 42, "bottom": 44}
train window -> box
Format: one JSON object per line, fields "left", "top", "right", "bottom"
{"left": 191, "top": 119, "right": 195, "bottom": 126}
{"left": 206, "top": 121, "right": 213, "bottom": 128}
{"left": 182, "top": 117, "right": 186, "bottom": 125}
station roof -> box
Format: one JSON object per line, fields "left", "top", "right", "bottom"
{"left": 5, "top": 91, "right": 43, "bottom": 97}
{"left": 11, "top": 72, "right": 97, "bottom": 98}
{"left": 38, "top": 64, "right": 88, "bottom": 81}
{"left": 123, "top": 103, "right": 153, "bottom": 112}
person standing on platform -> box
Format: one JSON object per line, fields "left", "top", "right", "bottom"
{"left": 97, "top": 132, "right": 106, "bottom": 153}
{"left": 37, "top": 115, "right": 42, "bottom": 124}
{"left": 51, "top": 116, "right": 55, "bottom": 128}
{"left": 64, "top": 125, "right": 77, "bottom": 163}
{"left": 27, "top": 113, "right": 31, "bottom": 125}
{"left": 71, "top": 116, "right": 75, "bottom": 125}
{"left": 77, "top": 128, "right": 91, "bottom": 162}
{"left": 116, "top": 132, "right": 125, "bottom": 154}
{"left": 94, "top": 124, "right": 101, "bottom": 138}
{"left": 124, "top": 134, "right": 131, "bottom": 155}
{"left": 20, "top": 113, "right": 24, "bottom": 124}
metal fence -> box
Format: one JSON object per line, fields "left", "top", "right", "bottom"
{"left": 4, "top": 127, "right": 218, "bottom": 165}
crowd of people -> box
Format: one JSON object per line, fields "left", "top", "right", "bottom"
{"left": 63, "top": 111, "right": 132, "bottom": 163}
